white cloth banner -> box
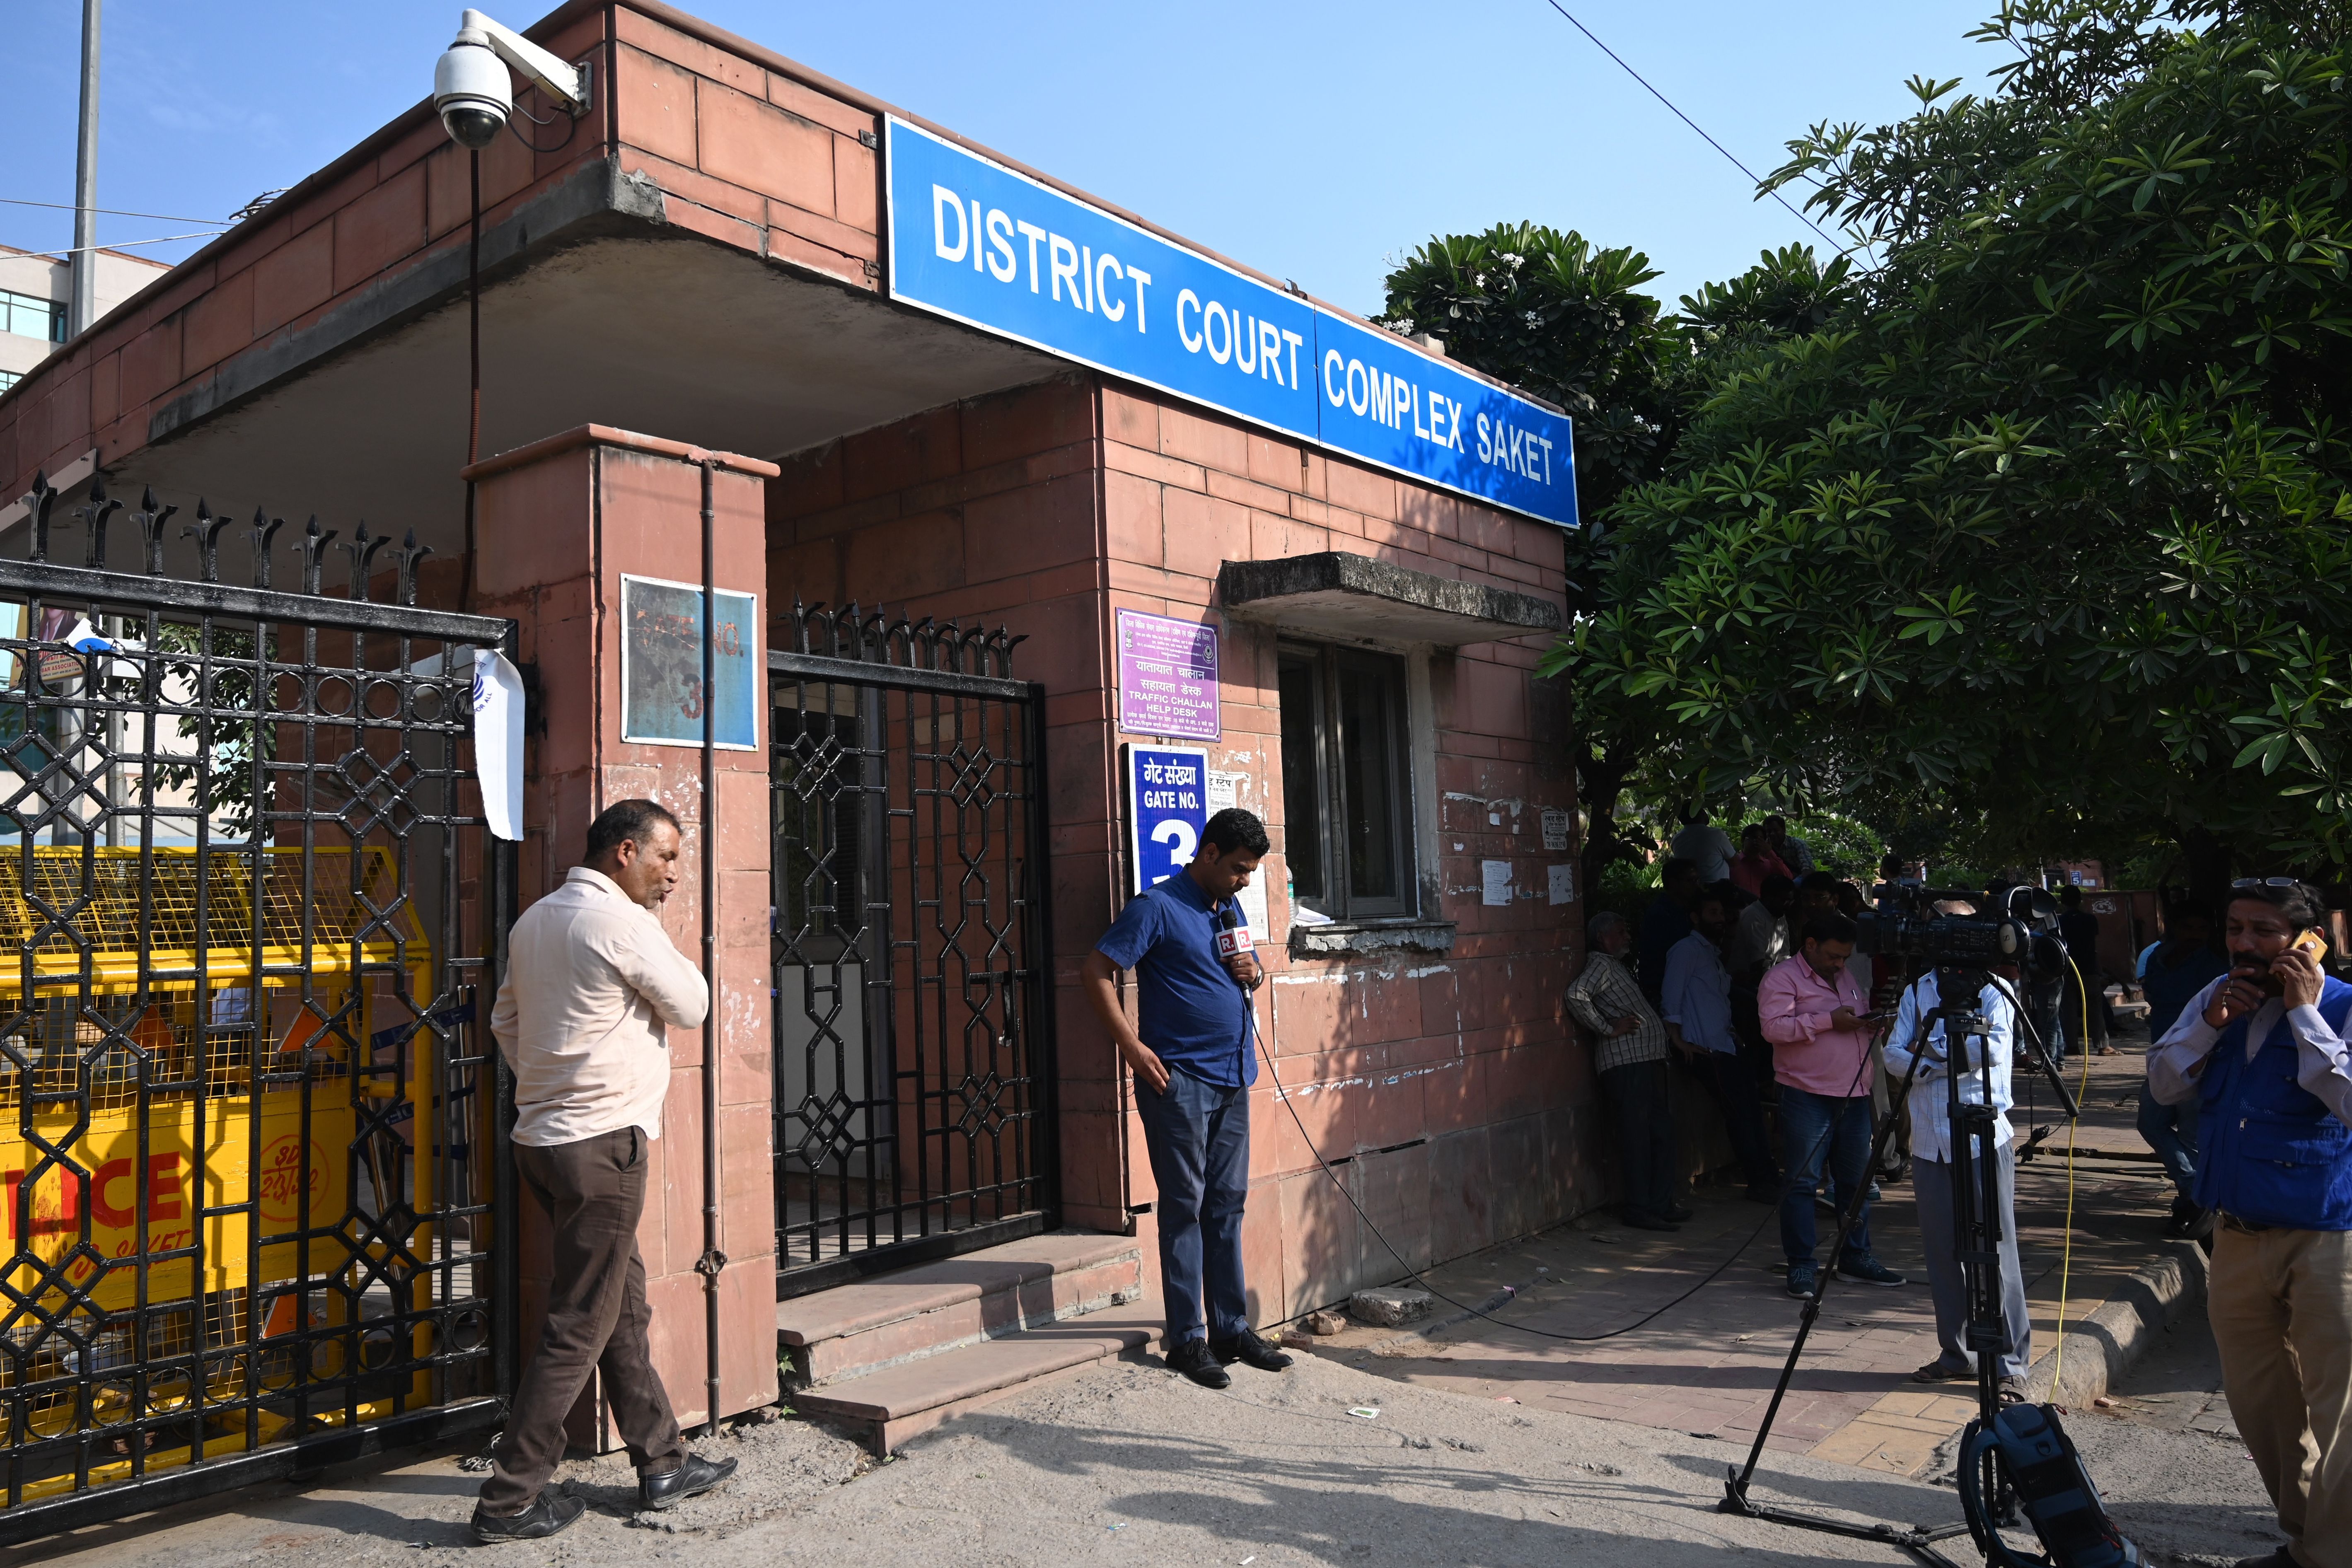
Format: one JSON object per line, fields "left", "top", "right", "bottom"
{"left": 473, "top": 650, "right": 525, "bottom": 842}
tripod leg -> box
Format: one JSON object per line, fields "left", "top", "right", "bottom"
{"left": 1730, "top": 1044, "right": 1932, "bottom": 1500}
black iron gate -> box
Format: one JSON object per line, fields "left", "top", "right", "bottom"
{"left": 0, "top": 476, "right": 516, "bottom": 1540}
{"left": 769, "top": 606, "right": 1055, "bottom": 1296}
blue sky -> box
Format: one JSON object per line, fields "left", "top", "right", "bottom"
{"left": 9, "top": 1, "right": 2006, "bottom": 314}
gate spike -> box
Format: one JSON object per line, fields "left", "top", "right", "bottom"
{"left": 249, "top": 507, "right": 285, "bottom": 590}
{"left": 300, "top": 517, "right": 338, "bottom": 597}
{"left": 396, "top": 529, "right": 434, "bottom": 607}
{"left": 343, "top": 521, "right": 389, "bottom": 604}
{"left": 134, "top": 486, "right": 177, "bottom": 577}
{"left": 183, "top": 500, "right": 231, "bottom": 582}
{"left": 22, "top": 474, "right": 58, "bottom": 563}
{"left": 76, "top": 479, "right": 121, "bottom": 571}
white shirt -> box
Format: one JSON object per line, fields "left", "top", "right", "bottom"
{"left": 2147, "top": 976, "right": 2352, "bottom": 1129}
{"left": 1726, "top": 899, "right": 1790, "bottom": 973}
{"left": 1671, "top": 823, "right": 1736, "bottom": 884}
{"left": 491, "top": 867, "right": 711, "bottom": 1147}
{"left": 1882, "top": 971, "right": 2015, "bottom": 1162}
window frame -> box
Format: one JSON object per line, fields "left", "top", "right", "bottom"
{"left": 1276, "top": 639, "right": 1417, "bottom": 924}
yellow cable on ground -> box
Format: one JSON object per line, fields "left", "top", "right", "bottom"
{"left": 2049, "top": 955, "right": 2094, "bottom": 1394}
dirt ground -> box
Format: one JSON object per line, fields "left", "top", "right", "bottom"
{"left": 14, "top": 1349, "right": 1963, "bottom": 1568}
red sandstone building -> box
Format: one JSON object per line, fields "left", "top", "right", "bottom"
{"left": 0, "top": 1, "right": 1589, "bottom": 1454}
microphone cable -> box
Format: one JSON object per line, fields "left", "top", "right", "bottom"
{"left": 1235, "top": 935, "right": 1881, "bottom": 1346}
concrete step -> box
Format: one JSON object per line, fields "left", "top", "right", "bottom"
{"left": 776, "top": 1231, "right": 1145, "bottom": 1391}
{"left": 793, "top": 1309, "right": 1158, "bottom": 1452}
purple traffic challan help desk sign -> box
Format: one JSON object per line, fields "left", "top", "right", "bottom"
{"left": 1116, "top": 609, "right": 1220, "bottom": 741}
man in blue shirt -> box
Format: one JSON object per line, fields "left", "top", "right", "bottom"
{"left": 1081, "top": 808, "right": 1293, "bottom": 1389}
{"left": 1660, "top": 886, "right": 1779, "bottom": 1205}
{"left": 1637, "top": 858, "right": 1702, "bottom": 1005}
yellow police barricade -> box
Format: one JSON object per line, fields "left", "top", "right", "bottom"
{"left": 0, "top": 845, "right": 438, "bottom": 1502}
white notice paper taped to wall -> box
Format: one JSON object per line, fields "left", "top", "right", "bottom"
{"left": 1549, "top": 864, "right": 1575, "bottom": 906}
{"left": 1481, "top": 860, "right": 1513, "bottom": 906}
{"left": 1238, "top": 876, "right": 1269, "bottom": 940}
{"left": 474, "top": 650, "right": 526, "bottom": 842}
{"left": 1541, "top": 808, "right": 1570, "bottom": 852}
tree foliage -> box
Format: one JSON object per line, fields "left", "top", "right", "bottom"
{"left": 1561, "top": 0, "right": 2352, "bottom": 892}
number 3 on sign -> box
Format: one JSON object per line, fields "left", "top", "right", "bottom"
{"left": 1150, "top": 818, "right": 1196, "bottom": 885}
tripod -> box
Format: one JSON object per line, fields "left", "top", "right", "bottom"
{"left": 1719, "top": 964, "right": 2079, "bottom": 1567}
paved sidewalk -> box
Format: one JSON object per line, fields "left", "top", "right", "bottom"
{"left": 1315, "top": 1044, "right": 2191, "bottom": 1480}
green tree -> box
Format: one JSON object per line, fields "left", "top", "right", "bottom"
{"left": 1382, "top": 223, "right": 1688, "bottom": 904}
{"left": 1568, "top": 0, "right": 2352, "bottom": 900}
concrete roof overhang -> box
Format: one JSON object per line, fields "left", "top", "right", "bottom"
{"left": 84, "top": 160, "right": 1059, "bottom": 560}
{"left": 1218, "top": 551, "right": 1564, "bottom": 647}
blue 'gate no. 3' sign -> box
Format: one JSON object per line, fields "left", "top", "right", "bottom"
{"left": 1124, "top": 744, "right": 1209, "bottom": 896}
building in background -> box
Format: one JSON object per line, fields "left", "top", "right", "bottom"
{"left": 0, "top": 243, "right": 167, "bottom": 392}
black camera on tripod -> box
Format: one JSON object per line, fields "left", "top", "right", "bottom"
{"left": 1854, "top": 883, "right": 2062, "bottom": 981}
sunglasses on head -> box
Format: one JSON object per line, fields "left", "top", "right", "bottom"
{"left": 2234, "top": 877, "right": 2302, "bottom": 889}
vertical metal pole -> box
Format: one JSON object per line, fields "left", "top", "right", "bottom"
{"left": 70, "top": 0, "right": 101, "bottom": 336}
{"left": 490, "top": 624, "right": 522, "bottom": 1407}
{"left": 460, "top": 151, "right": 482, "bottom": 612}
{"left": 696, "top": 461, "right": 724, "bottom": 1434}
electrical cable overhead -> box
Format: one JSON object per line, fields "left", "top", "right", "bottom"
{"left": 1535, "top": 0, "right": 1852, "bottom": 256}
{"left": 12, "top": 231, "right": 226, "bottom": 260}
{"left": 1, "top": 195, "right": 230, "bottom": 226}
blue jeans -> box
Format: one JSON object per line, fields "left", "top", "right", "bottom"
{"left": 1134, "top": 1065, "right": 1251, "bottom": 1346}
{"left": 2137, "top": 1081, "right": 2200, "bottom": 1202}
{"left": 1780, "top": 1085, "right": 1875, "bottom": 1267}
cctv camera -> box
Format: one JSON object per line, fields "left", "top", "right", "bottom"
{"left": 430, "top": 12, "right": 588, "bottom": 152}
{"left": 434, "top": 27, "right": 511, "bottom": 150}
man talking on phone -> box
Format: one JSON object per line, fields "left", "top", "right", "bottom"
{"left": 2148, "top": 879, "right": 2352, "bottom": 1568}
{"left": 1759, "top": 913, "right": 1906, "bottom": 1299}
{"left": 1080, "top": 808, "right": 1293, "bottom": 1390}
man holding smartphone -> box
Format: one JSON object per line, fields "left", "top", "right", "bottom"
{"left": 1758, "top": 913, "right": 1906, "bottom": 1299}
{"left": 2147, "top": 879, "right": 2352, "bottom": 1568}
{"left": 1079, "top": 809, "right": 1293, "bottom": 1390}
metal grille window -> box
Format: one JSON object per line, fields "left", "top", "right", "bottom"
{"left": 1277, "top": 643, "right": 1414, "bottom": 922}
{"left": 0, "top": 292, "right": 64, "bottom": 346}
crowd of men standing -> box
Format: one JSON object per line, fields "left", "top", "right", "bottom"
{"left": 1569, "top": 826, "right": 2352, "bottom": 1568}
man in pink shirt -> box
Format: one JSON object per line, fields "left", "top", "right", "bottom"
{"left": 1759, "top": 913, "right": 1906, "bottom": 1299}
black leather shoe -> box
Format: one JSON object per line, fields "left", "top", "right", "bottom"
{"left": 471, "top": 1490, "right": 587, "bottom": 1543}
{"left": 1663, "top": 1203, "right": 1696, "bottom": 1223}
{"left": 1622, "top": 1211, "right": 1681, "bottom": 1232}
{"left": 638, "top": 1452, "right": 737, "bottom": 1511}
{"left": 1209, "top": 1327, "right": 1293, "bottom": 1372}
{"left": 1166, "top": 1338, "right": 1231, "bottom": 1388}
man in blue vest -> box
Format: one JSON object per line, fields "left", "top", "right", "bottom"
{"left": 2147, "top": 879, "right": 2352, "bottom": 1568}
{"left": 1081, "top": 808, "right": 1293, "bottom": 1390}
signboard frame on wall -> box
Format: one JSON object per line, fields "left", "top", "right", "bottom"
{"left": 618, "top": 574, "right": 761, "bottom": 751}
{"left": 1114, "top": 608, "right": 1220, "bottom": 741}
{"left": 1122, "top": 743, "right": 1210, "bottom": 898}
{"left": 882, "top": 117, "right": 1579, "bottom": 529}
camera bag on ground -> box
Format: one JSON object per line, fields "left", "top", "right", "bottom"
{"left": 1957, "top": 1402, "right": 2142, "bottom": 1567}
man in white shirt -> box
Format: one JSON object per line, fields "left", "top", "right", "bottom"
{"left": 1883, "top": 955, "right": 2031, "bottom": 1393}
{"left": 1670, "top": 808, "right": 1736, "bottom": 885}
{"left": 2147, "top": 880, "right": 2352, "bottom": 1568}
{"left": 473, "top": 800, "right": 733, "bottom": 1542}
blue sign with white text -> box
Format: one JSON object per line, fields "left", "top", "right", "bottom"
{"left": 1124, "top": 744, "right": 1210, "bottom": 896}
{"left": 886, "top": 119, "right": 1578, "bottom": 529}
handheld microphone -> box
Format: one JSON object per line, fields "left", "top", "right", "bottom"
{"left": 1214, "top": 900, "right": 1257, "bottom": 990}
